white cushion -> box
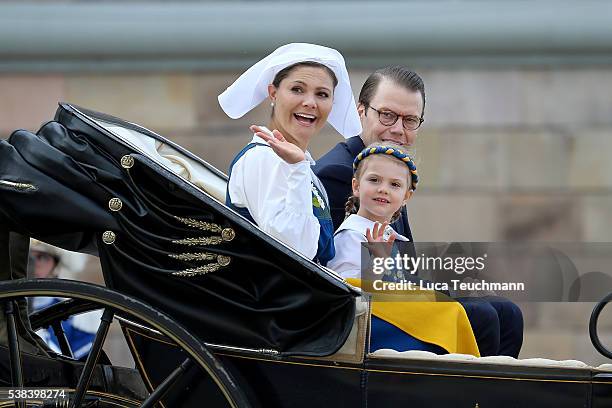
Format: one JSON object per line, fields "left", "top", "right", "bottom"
{"left": 370, "top": 349, "right": 591, "bottom": 369}
{"left": 596, "top": 364, "right": 612, "bottom": 372}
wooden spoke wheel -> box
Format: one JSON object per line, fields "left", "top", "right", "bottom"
{"left": 0, "top": 279, "right": 252, "bottom": 408}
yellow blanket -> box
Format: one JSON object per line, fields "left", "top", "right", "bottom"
{"left": 346, "top": 278, "right": 480, "bottom": 356}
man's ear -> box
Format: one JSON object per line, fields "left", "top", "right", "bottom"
{"left": 352, "top": 177, "right": 360, "bottom": 196}
{"left": 357, "top": 103, "right": 366, "bottom": 118}
{"left": 268, "top": 84, "right": 277, "bottom": 103}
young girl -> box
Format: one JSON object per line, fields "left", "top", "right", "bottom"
{"left": 328, "top": 144, "right": 479, "bottom": 354}
{"left": 328, "top": 143, "right": 416, "bottom": 279}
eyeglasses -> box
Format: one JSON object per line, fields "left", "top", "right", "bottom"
{"left": 367, "top": 105, "right": 424, "bottom": 131}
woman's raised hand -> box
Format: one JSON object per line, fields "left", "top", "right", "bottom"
{"left": 251, "top": 125, "right": 305, "bottom": 164}
{"left": 365, "top": 221, "right": 397, "bottom": 258}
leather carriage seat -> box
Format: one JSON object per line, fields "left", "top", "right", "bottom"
{"left": 98, "top": 122, "right": 229, "bottom": 203}
{"left": 155, "top": 142, "right": 228, "bottom": 203}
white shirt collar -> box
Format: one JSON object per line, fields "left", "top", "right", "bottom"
{"left": 336, "top": 214, "right": 409, "bottom": 241}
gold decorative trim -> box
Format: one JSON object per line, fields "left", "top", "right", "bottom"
{"left": 172, "top": 236, "right": 223, "bottom": 246}
{"left": 102, "top": 231, "right": 116, "bottom": 245}
{"left": 121, "top": 155, "right": 135, "bottom": 169}
{"left": 174, "top": 216, "right": 222, "bottom": 233}
{"left": 169, "top": 252, "right": 216, "bottom": 261}
{"left": 217, "top": 255, "right": 231, "bottom": 266}
{"left": 173, "top": 263, "right": 222, "bottom": 277}
{"left": 221, "top": 228, "right": 236, "bottom": 242}
{"left": 0, "top": 180, "right": 37, "bottom": 191}
{"left": 108, "top": 197, "right": 123, "bottom": 212}
{"left": 171, "top": 254, "right": 232, "bottom": 277}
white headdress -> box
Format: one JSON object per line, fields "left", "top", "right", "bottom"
{"left": 218, "top": 43, "right": 362, "bottom": 139}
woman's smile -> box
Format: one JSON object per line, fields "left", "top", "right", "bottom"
{"left": 293, "top": 112, "right": 317, "bottom": 126}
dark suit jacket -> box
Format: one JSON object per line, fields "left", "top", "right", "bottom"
{"left": 313, "top": 136, "right": 413, "bottom": 241}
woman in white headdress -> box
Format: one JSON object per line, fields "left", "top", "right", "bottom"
{"left": 219, "top": 43, "right": 361, "bottom": 266}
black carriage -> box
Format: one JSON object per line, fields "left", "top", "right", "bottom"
{"left": 1, "top": 103, "right": 612, "bottom": 407}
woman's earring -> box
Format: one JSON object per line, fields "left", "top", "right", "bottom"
{"left": 270, "top": 101, "right": 275, "bottom": 107}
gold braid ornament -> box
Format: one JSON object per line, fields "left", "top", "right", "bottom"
{"left": 169, "top": 252, "right": 217, "bottom": 261}
{"left": 174, "top": 216, "right": 222, "bottom": 233}
{"left": 170, "top": 217, "right": 235, "bottom": 276}
{"left": 0, "top": 180, "right": 37, "bottom": 191}
{"left": 172, "top": 236, "right": 223, "bottom": 246}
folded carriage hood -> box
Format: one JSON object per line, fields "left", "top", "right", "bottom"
{"left": 0, "top": 103, "right": 357, "bottom": 357}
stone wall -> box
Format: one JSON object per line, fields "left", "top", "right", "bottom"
{"left": 2, "top": 67, "right": 612, "bottom": 365}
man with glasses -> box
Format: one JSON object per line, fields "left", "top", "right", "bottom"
{"left": 314, "top": 65, "right": 424, "bottom": 238}
{"left": 314, "top": 65, "right": 523, "bottom": 358}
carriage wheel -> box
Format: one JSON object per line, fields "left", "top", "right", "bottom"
{"left": 0, "top": 279, "right": 252, "bottom": 408}
{"left": 590, "top": 292, "right": 612, "bottom": 360}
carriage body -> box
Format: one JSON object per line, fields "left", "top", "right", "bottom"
{"left": 1, "top": 103, "right": 611, "bottom": 407}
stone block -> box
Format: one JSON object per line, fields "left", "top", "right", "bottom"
{"left": 568, "top": 129, "right": 612, "bottom": 189}
{"left": 582, "top": 196, "right": 612, "bottom": 241}
{"left": 519, "top": 329, "right": 575, "bottom": 360}
{"left": 194, "top": 72, "right": 243, "bottom": 127}
{"left": 515, "top": 301, "right": 539, "bottom": 330}
{"left": 0, "top": 75, "right": 65, "bottom": 134}
{"left": 500, "top": 130, "right": 571, "bottom": 189}
{"left": 436, "top": 130, "right": 503, "bottom": 189}
{"left": 522, "top": 69, "right": 612, "bottom": 127}
{"left": 414, "top": 69, "right": 612, "bottom": 129}
{"left": 408, "top": 193, "right": 499, "bottom": 241}
{"left": 349, "top": 71, "right": 370, "bottom": 98}
{"left": 498, "top": 194, "right": 580, "bottom": 241}
{"left": 425, "top": 69, "right": 522, "bottom": 127}
{"left": 65, "top": 74, "right": 197, "bottom": 131}
{"left": 412, "top": 129, "right": 442, "bottom": 189}
{"left": 536, "top": 302, "right": 596, "bottom": 331}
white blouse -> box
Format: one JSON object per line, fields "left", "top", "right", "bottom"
{"left": 227, "top": 135, "right": 321, "bottom": 259}
{"left": 327, "top": 214, "right": 409, "bottom": 279}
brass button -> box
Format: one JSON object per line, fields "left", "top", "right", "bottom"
{"left": 217, "top": 255, "right": 231, "bottom": 267}
{"left": 102, "top": 231, "right": 116, "bottom": 245}
{"left": 108, "top": 198, "right": 123, "bottom": 212}
{"left": 221, "top": 228, "right": 235, "bottom": 242}
{"left": 121, "top": 155, "right": 134, "bottom": 169}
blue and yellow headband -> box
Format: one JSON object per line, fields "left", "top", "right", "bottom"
{"left": 353, "top": 145, "right": 419, "bottom": 191}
